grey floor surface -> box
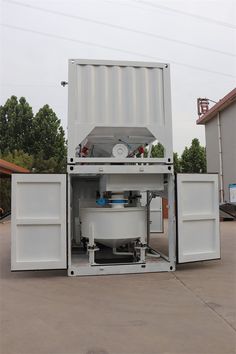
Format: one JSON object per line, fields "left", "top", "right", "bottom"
{"left": 0, "top": 221, "right": 235, "bottom": 354}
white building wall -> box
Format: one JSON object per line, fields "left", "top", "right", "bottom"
{"left": 220, "top": 103, "right": 236, "bottom": 202}
{"left": 205, "top": 118, "right": 220, "bottom": 174}
{"left": 205, "top": 101, "right": 236, "bottom": 203}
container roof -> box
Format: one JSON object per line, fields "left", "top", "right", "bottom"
{"left": 0, "top": 159, "right": 30, "bottom": 176}
{"left": 196, "top": 88, "right": 236, "bottom": 125}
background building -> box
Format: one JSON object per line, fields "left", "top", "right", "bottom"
{"left": 197, "top": 88, "right": 236, "bottom": 204}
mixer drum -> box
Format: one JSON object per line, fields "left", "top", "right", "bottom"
{"left": 80, "top": 207, "right": 146, "bottom": 248}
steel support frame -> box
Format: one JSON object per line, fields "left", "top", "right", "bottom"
{"left": 67, "top": 167, "right": 176, "bottom": 276}
{"left": 67, "top": 164, "right": 173, "bottom": 175}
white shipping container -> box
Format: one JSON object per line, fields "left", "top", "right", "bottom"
{"left": 67, "top": 59, "right": 173, "bottom": 162}
{"left": 10, "top": 59, "right": 221, "bottom": 277}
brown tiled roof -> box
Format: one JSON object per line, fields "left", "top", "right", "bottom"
{"left": 0, "top": 159, "right": 30, "bottom": 175}
{"left": 196, "top": 88, "right": 236, "bottom": 125}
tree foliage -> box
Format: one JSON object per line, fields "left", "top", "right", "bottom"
{"left": 0, "top": 178, "right": 11, "bottom": 213}
{"left": 146, "top": 140, "right": 206, "bottom": 174}
{"left": 0, "top": 96, "right": 34, "bottom": 154}
{"left": 0, "top": 97, "right": 67, "bottom": 212}
{"left": 0, "top": 150, "right": 34, "bottom": 170}
{"left": 151, "top": 142, "right": 165, "bottom": 158}
{"left": 0, "top": 150, "right": 34, "bottom": 212}
{"left": 32, "top": 152, "right": 66, "bottom": 173}
{"left": 31, "top": 105, "right": 66, "bottom": 164}
{"left": 0, "top": 96, "right": 67, "bottom": 173}
{"left": 173, "top": 152, "right": 181, "bottom": 173}
{"left": 180, "top": 138, "right": 206, "bottom": 173}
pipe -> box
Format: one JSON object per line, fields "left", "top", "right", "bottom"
{"left": 146, "top": 252, "right": 161, "bottom": 258}
{"left": 217, "top": 112, "right": 224, "bottom": 203}
{"left": 147, "top": 144, "right": 153, "bottom": 158}
{"left": 146, "top": 191, "right": 152, "bottom": 245}
{"left": 148, "top": 246, "right": 169, "bottom": 261}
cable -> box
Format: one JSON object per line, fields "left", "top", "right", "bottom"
{"left": 1, "top": 23, "right": 236, "bottom": 78}
{"left": 2, "top": 0, "right": 236, "bottom": 57}
{"left": 132, "top": 0, "right": 236, "bottom": 30}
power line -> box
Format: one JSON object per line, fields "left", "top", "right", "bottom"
{"left": 2, "top": 0, "right": 236, "bottom": 58}
{"left": 132, "top": 0, "right": 236, "bottom": 30}
{"left": 1, "top": 23, "right": 236, "bottom": 79}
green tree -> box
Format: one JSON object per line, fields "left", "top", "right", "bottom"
{"left": 0, "top": 150, "right": 34, "bottom": 212}
{"left": 31, "top": 105, "right": 66, "bottom": 166}
{"left": 180, "top": 146, "right": 191, "bottom": 172}
{"left": 0, "top": 97, "right": 67, "bottom": 173}
{"left": 0, "top": 96, "right": 34, "bottom": 154}
{"left": 0, "top": 149, "right": 33, "bottom": 170}
{"left": 32, "top": 152, "right": 65, "bottom": 173}
{"left": 151, "top": 142, "right": 164, "bottom": 157}
{"left": 146, "top": 143, "right": 181, "bottom": 173}
{"left": 173, "top": 152, "right": 181, "bottom": 173}
{"left": 180, "top": 138, "right": 206, "bottom": 173}
{"left": 0, "top": 178, "right": 11, "bottom": 213}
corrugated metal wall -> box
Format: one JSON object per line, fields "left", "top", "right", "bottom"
{"left": 75, "top": 64, "right": 165, "bottom": 127}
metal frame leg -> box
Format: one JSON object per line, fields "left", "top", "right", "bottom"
{"left": 167, "top": 173, "right": 176, "bottom": 269}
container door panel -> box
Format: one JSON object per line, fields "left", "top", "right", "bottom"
{"left": 176, "top": 174, "right": 220, "bottom": 263}
{"left": 11, "top": 174, "right": 67, "bottom": 270}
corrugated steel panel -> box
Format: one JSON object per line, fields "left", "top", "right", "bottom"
{"left": 75, "top": 65, "right": 164, "bottom": 126}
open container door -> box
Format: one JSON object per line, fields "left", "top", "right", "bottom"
{"left": 176, "top": 174, "right": 220, "bottom": 263}
{"left": 11, "top": 174, "right": 67, "bottom": 270}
